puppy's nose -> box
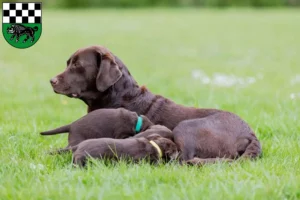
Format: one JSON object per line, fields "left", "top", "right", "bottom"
{"left": 50, "top": 77, "right": 58, "bottom": 85}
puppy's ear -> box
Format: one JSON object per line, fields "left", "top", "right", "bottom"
{"left": 146, "top": 133, "right": 162, "bottom": 141}
{"left": 94, "top": 46, "right": 122, "bottom": 92}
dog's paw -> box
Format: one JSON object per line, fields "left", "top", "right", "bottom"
{"left": 185, "top": 159, "right": 202, "bottom": 166}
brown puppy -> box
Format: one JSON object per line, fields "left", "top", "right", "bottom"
{"left": 72, "top": 134, "right": 179, "bottom": 167}
{"left": 173, "top": 112, "right": 260, "bottom": 165}
{"left": 40, "top": 108, "right": 153, "bottom": 152}
{"left": 49, "top": 45, "right": 261, "bottom": 163}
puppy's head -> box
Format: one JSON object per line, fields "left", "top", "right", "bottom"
{"left": 146, "top": 134, "right": 179, "bottom": 161}
{"left": 134, "top": 125, "right": 173, "bottom": 141}
{"left": 148, "top": 125, "right": 173, "bottom": 140}
{"left": 50, "top": 45, "right": 122, "bottom": 99}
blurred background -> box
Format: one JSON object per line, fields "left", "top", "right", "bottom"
{"left": 2, "top": 0, "right": 300, "bottom": 8}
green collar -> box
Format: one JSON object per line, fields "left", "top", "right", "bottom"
{"left": 135, "top": 116, "right": 143, "bottom": 133}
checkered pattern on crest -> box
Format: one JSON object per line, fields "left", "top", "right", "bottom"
{"left": 2, "top": 2, "right": 41, "bottom": 24}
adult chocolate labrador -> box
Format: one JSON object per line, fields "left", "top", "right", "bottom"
{"left": 49, "top": 45, "right": 261, "bottom": 164}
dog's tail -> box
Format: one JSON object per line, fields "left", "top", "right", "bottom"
{"left": 40, "top": 124, "right": 71, "bottom": 135}
{"left": 241, "top": 132, "right": 262, "bottom": 159}
{"left": 33, "top": 26, "right": 38, "bottom": 31}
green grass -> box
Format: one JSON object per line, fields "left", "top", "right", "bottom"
{"left": 1, "top": 8, "right": 300, "bottom": 200}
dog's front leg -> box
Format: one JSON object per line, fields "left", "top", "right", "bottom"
{"left": 23, "top": 35, "right": 29, "bottom": 43}
{"left": 16, "top": 34, "right": 20, "bottom": 42}
{"left": 10, "top": 34, "right": 15, "bottom": 40}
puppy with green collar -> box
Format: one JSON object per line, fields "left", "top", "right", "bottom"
{"left": 40, "top": 108, "right": 153, "bottom": 153}
{"left": 72, "top": 134, "right": 178, "bottom": 167}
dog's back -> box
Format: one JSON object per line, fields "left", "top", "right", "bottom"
{"left": 73, "top": 138, "right": 146, "bottom": 166}
{"left": 173, "top": 111, "right": 261, "bottom": 161}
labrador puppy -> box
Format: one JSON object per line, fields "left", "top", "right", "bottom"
{"left": 72, "top": 134, "right": 178, "bottom": 167}
{"left": 49, "top": 45, "right": 261, "bottom": 163}
{"left": 40, "top": 108, "right": 153, "bottom": 153}
{"left": 173, "top": 112, "right": 260, "bottom": 165}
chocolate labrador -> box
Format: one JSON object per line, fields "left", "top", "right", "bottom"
{"left": 72, "top": 134, "right": 178, "bottom": 167}
{"left": 40, "top": 108, "right": 153, "bottom": 153}
{"left": 49, "top": 45, "right": 261, "bottom": 163}
{"left": 173, "top": 113, "right": 259, "bottom": 165}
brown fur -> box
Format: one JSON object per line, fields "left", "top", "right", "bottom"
{"left": 49, "top": 45, "right": 262, "bottom": 163}
{"left": 72, "top": 134, "right": 178, "bottom": 167}
{"left": 133, "top": 125, "right": 174, "bottom": 141}
{"left": 173, "top": 112, "right": 261, "bottom": 165}
{"left": 40, "top": 108, "right": 153, "bottom": 153}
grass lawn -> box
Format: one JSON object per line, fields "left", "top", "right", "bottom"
{"left": 0, "top": 8, "right": 300, "bottom": 200}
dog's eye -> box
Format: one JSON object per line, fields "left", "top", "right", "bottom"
{"left": 74, "top": 62, "right": 82, "bottom": 68}
{"left": 67, "top": 62, "right": 79, "bottom": 70}
{"left": 69, "top": 63, "right": 83, "bottom": 73}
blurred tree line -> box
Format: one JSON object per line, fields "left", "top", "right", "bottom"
{"left": 2, "top": 0, "right": 300, "bottom": 8}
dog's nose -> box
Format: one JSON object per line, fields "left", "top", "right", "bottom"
{"left": 50, "top": 77, "right": 58, "bottom": 85}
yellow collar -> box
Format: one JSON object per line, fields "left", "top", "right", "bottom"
{"left": 149, "top": 140, "right": 162, "bottom": 158}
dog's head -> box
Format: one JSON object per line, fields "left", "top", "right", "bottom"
{"left": 50, "top": 45, "right": 123, "bottom": 99}
{"left": 146, "top": 134, "right": 179, "bottom": 161}
{"left": 7, "top": 25, "right": 15, "bottom": 34}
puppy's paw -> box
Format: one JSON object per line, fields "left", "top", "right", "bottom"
{"left": 184, "top": 158, "right": 204, "bottom": 166}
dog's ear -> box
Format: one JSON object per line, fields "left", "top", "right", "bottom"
{"left": 146, "top": 134, "right": 162, "bottom": 141}
{"left": 93, "top": 46, "right": 122, "bottom": 92}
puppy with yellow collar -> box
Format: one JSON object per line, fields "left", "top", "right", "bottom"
{"left": 72, "top": 134, "right": 178, "bottom": 167}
